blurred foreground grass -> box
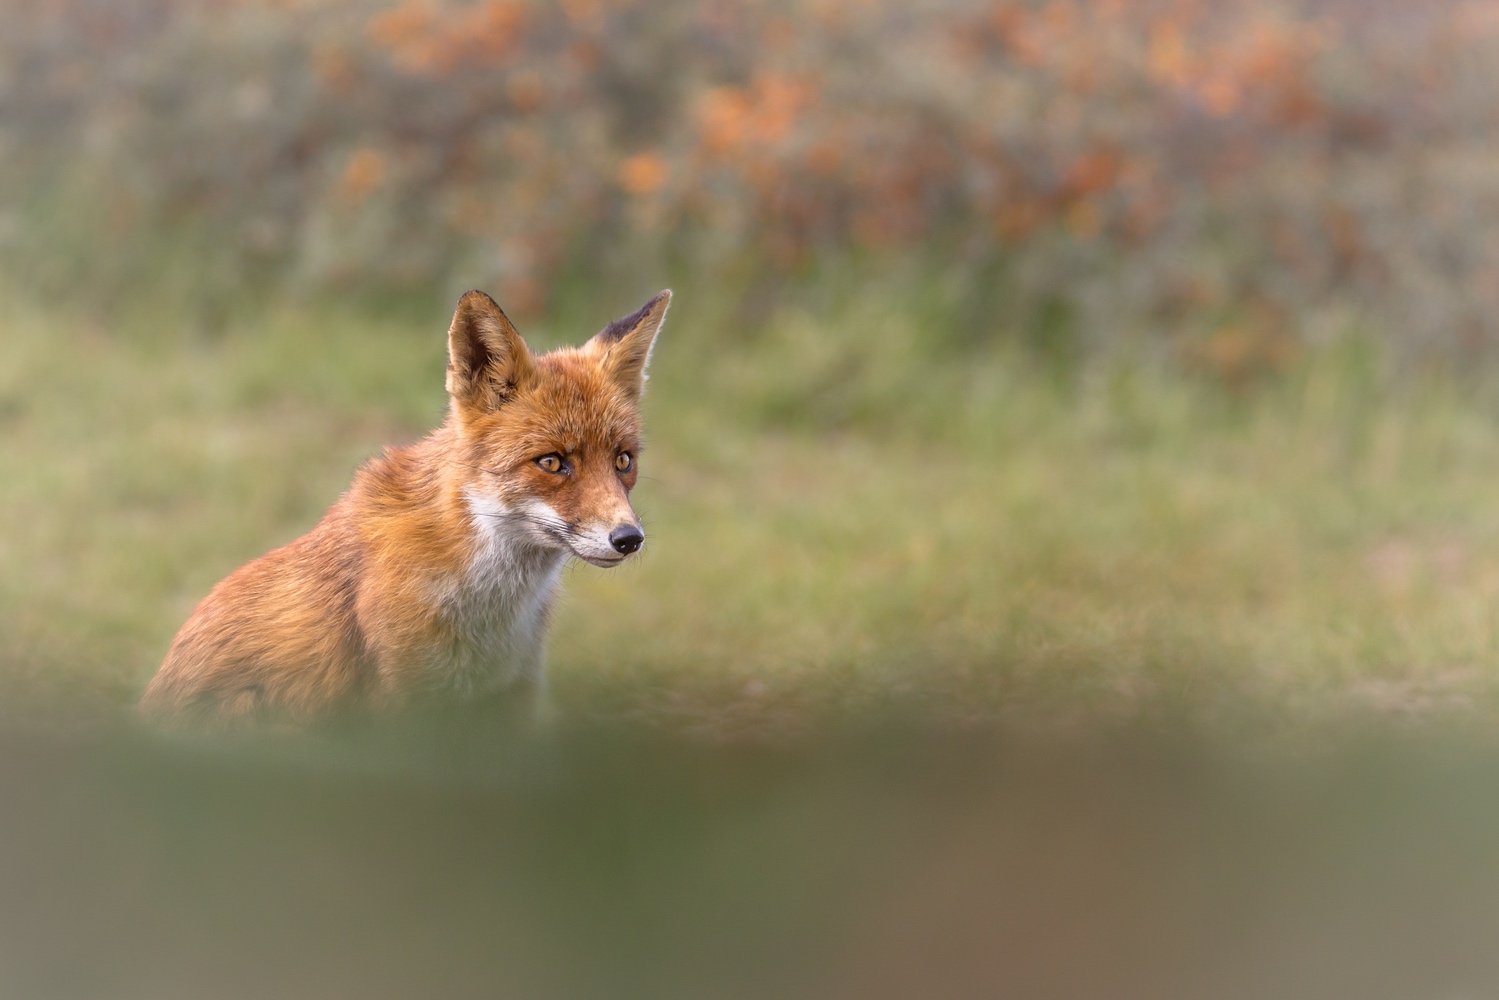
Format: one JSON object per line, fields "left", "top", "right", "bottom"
{"left": 9, "top": 715, "right": 1499, "bottom": 999}
{"left": 5, "top": 281, "right": 1499, "bottom": 733}
{"left": 10, "top": 716, "right": 1499, "bottom": 999}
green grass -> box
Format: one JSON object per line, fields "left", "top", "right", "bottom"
{"left": 6, "top": 281, "right": 1499, "bottom": 733}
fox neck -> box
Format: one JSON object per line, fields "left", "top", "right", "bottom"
{"left": 439, "top": 486, "right": 564, "bottom": 694}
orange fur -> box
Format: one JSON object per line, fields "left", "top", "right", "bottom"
{"left": 140, "top": 290, "right": 671, "bottom": 726}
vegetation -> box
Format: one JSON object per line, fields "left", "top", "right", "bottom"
{"left": 8, "top": 0, "right": 1499, "bottom": 365}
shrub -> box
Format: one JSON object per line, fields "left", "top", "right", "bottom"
{"left": 4, "top": 0, "right": 1499, "bottom": 364}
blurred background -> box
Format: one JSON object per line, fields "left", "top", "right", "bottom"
{"left": 8, "top": 0, "right": 1499, "bottom": 995}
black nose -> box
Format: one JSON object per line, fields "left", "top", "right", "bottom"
{"left": 609, "top": 525, "right": 644, "bottom": 555}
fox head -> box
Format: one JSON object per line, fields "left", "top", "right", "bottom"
{"left": 444, "top": 289, "right": 670, "bottom": 567}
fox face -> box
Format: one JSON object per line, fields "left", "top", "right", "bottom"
{"left": 446, "top": 289, "right": 670, "bottom": 568}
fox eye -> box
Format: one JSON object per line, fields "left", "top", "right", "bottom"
{"left": 615, "top": 452, "right": 633, "bottom": 473}
{"left": 536, "top": 454, "right": 565, "bottom": 474}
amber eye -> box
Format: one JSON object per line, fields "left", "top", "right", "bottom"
{"left": 536, "top": 454, "right": 564, "bottom": 474}
{"left": 615, "top": 452, "right": 633, "bottom": 473}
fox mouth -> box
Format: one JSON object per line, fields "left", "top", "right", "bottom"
{"left": 576, "top": 551, "right": 627, "bottom": 568}
{"left": 537, "top": 528, "right": 628, "bottom": 566}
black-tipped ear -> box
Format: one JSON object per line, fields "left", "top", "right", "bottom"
{"left": 589, "top": 290, "right": 671, "bottom": 402}
{"left": 446, "top": 290, "right": 535, "bottom": 412}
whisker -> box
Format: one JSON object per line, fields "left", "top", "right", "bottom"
{"left": 469, "top": 510, "right": 587, "bottom": 539}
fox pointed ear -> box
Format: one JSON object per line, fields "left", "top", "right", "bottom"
{"left": 446, "top": 290, "right": 536, "bottom": 412}
{"left": 589, "top": 290, "right": 671, "bottom": 402}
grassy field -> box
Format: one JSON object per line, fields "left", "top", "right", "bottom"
{"left": 6, "top": 280, "right": 1499, "bottom": 735}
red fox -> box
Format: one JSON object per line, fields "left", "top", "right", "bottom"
{"left": 140, "top": 289, "right": 670, "bottom": 725}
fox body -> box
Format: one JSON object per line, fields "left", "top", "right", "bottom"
{"left": 140, "top": 289, "right": 670, "bottom": 725}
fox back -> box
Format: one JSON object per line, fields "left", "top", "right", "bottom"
{"left": 140, "top": 289, "right": 671, "bottom": 725}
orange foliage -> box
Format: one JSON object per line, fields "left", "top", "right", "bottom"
{"left": 617, "top": 153, "right": 670, "bottom": 195}
{"left": 264, "top": 0, "right": 1355, "bottom": 272}
{"left": 338, "top": 148, "right": 387, "bottom": 204}
{"left": 368, "top": 0, "right": 526, "bottom": 75}
{"left": 696, "top": 75, "right": 818, "bottom": 158}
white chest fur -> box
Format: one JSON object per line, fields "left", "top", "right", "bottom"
{"left": 432, "top": 489, "right": 567, "bottom": 696}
